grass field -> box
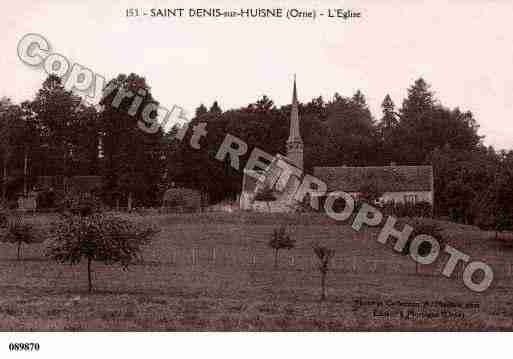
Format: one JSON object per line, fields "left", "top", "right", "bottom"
{"left": 1, "top": 212, "right": 513, "bottom": 330}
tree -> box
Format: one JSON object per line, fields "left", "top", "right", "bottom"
{"left": 380, "top": 95, "right": 397, "bottom": 130}
{"left": 268, "top": 226, "right": 295, "bottom": 268}
{"left": 429, "top": 145, "right": 496, "bottom": 221}
{"left": 195, "top": 104, "right": 208, "bottom": 117}
{"left": 325, "top": 91, "right": 378, "bottom": 166}
{"left": 313, "top": 244, "right": 335, "bottom": 301}
{"left": 377, "top": 95, "right": 399, "bottom": 164}
{"left": 0, "top": 215, "right": 42, "bottom": 260}
{"left": 401, "top": 78, "right": 435, "bottom": 121}
{"left": 393, "top": 78, "right": 481, "bottom": 165}
{"left": 0, "top": 99, "right": 25, "bottom": 202}
{"left": 209, "top": 101, "right": 222, "bottom": 115}
{"left": 48, "top": 213, "right": 159, "bottom": 292}
{"left": 99, "top": 73, "right": 165, "bottom": 207}
{"left": 473, "top": 151, "right": 513, "bottom": 235}
{"left": 30, "top": 75, "right": 84, "bottom": 179}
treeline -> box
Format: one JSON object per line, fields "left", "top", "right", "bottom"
{"left": 1, "top": 74, "right": 512, "bottom": 229}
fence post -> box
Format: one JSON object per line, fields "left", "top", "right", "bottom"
{"left": 212, "top": 247, "right": 216, "bottom": 263}
{"left": 352, "top": 257, "right": 357, "bottom": 273}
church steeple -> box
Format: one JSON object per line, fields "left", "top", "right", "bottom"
{"left": 286, "top": 75, "right": 304, "bottom": 169}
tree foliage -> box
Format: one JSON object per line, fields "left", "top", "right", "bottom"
{"left": 48, "top": 213, "right": 159, "bottom": 292}
{"left": 4, "top": 73, "right": 510, "bottom": 229}
{"left": 0, "top": 215, "right": 43, "bottom": 260}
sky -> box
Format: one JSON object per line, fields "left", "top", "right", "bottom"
{"left": 2, "top": 0, "right": 513, "bottom": 149}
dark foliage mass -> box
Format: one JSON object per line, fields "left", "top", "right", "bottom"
{"left": 1, "top": 74, "right": 512, "bottom": 231}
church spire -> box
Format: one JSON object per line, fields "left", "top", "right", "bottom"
{"left": 288, "top": 74, "right": 301, "bottom": 143}
{"left": 286, "top": 75, "right": 304, "bottom": 169}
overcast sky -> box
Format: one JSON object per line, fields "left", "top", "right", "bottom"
{"left": 2, "top": 0, "right": 513, "bottom": 149}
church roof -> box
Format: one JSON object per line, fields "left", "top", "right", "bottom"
{"left": 313, "top": 165, "right": 433, "bottom": 193}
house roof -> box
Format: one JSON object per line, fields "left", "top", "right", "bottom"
{"left": 313, "top": 165, "right": 433, "bottom": 193}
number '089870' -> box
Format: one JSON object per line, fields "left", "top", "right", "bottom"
{"left": 9, "top": 343, "right": 40, "bottom": 351}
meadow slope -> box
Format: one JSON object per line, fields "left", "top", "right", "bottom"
{"left": 0, "top": 212, "right": 512, "bottom": 330}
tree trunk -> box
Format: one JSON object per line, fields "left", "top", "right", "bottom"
{"left": 274, "top": 249, "right": 279, "bottom": 269}
{"left": 320, "top": 273, "right": 326, "bottom": 301}
{"left": 87, "top": 258, "right": 93, "bottom": 293}
{"left": 17, "top": 242, "right": 21, "bottom": 261}
{"left": 23, "top": 150, "right": 28, "bottom": 196}
{"left": 2, "top": 154, "right": 7, "bottom": 204}
{"left": 128, "top": 193, "right": 133, "bottom": 212}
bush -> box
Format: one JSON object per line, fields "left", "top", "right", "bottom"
{"left": 47, "top": 213, "right": 159, "bottom": 292}
{"left": 0, "top": 215, "right": 43, "bottom": 260}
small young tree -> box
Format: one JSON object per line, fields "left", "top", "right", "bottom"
{"left": 313, "top": 244, "right": 335, "bottom": 301}
{"left": 48, "top": 213, "right": 159, "bottom": 292}
{"left": 0, "top": 215, "right": 43, "bottom": 260}
{"left": 268, "top": 226, "right": 295, "bottom": 268}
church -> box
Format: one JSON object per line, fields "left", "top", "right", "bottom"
{"left": 239, "top": 78, "right": 434, "bottom": 212}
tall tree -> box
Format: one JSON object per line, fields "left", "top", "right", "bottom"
{"left": 99, "top": 73, "right": 165, "bottom": 207}
{"left": 400, "top": 78, "right": 435, "bottom": 121}
{"left": 377, "top": 94, "right": 399, "bottom": 164}
{"left": 0, "top": 99, "right": 23, "bottom": 202}
{"left": 31, "top": 75, "right": 83, "bottom": 179}
{"left": 325, "top": 91, "right": 378, "bottom": 166}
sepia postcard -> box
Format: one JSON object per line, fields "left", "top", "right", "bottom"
{"left": 2, "top": 0, "right": 513, "bottom": 350}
